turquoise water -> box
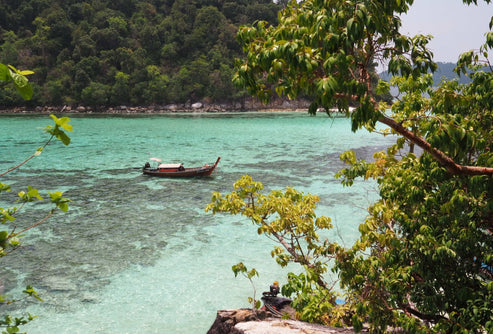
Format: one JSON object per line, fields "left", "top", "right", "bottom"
{"left": 0, "top": 112, "right": 394, "bottom": 333}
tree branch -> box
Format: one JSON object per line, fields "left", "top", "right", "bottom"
{"left": 270, "top": 228, "right": 328, "bottom": 289}
{"left": 329, "top": 90, "right": 493, "bottom": 175}
{"left": 378, "top": 114, "right": 493, "bottom": 175}
{"left": 8, "top": 210, "right": 54, "bottom": 239}
{"left": 0, "top": 135, "right": 55, "bottom": 177}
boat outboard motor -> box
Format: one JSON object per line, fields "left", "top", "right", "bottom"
{"left": 261, "top": 281, "right": 293, "bottom": 317}
{"left": 268, "top": 281, "right": 280, "bottom": 296}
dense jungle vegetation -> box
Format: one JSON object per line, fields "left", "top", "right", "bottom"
{"left": 0, "top": 0, "right": 283, "bottom": 107}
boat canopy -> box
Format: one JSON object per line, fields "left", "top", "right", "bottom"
{"left": 158, "top": 163, "right": 183, "bottom": 169}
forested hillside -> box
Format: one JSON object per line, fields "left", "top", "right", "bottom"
{"left": 379, "top": 62, "right": 472, "bottom": 85}
{"left": 0, "top": 0, "right": 282, "bottom": 107}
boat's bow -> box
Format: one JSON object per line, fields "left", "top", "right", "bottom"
{"left": 204, "top": 157, "right": 221, "bottom": 175}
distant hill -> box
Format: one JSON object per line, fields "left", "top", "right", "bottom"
{"left": 379, "top": 62, "right": 471, "bottom": 85}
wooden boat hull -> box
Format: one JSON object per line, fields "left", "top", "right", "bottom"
{"left": 143, "top": 157, "right": 220, "bottom": 178}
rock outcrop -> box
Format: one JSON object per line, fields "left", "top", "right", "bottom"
{"left": 207, "top": 309, "right": 363, "bottom": 334}
{"left": 207, "top": 309, "right": 270, "bottom": 334}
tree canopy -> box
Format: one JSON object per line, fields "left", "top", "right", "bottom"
{"left": 0, "top": 0, "right": 282, "bottom": 107}
{"left": 208, "top": 0, "right": 493, "bottom": 332}
{"left": 234, "top": 0, "right": 493, "bottom": 176}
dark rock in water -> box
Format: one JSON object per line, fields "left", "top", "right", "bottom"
{"left": 207, "top": 309, "right": 362, "bottom": 334}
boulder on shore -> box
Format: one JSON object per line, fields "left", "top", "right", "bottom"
{"left": 207, "top": 309, "right": 363, "bottom": 334}
{"left": 207, "top": 309, "right": 269, "bottom": 334}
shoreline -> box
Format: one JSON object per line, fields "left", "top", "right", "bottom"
{"left": 0, "top": 107, "right": 310, "bottom": 115}
{"left": 0, "top": 99, "right": 313, "bottom": 115}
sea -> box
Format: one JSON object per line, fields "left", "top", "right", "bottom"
{"left": 0, "top": 111, "right": 394, "bottom": 333}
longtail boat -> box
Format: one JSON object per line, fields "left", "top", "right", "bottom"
{"left": 142, "top": 157, "right": 220, "bottom": 177}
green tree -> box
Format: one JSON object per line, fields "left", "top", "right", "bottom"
{"left": 110, "top": 71, "right": 131, "bottom": 105}
{"left": 207, "top": 175, "right": 335, "bottom": 286}
{"left": 0, "top": 31, "right": 20, "bottom": 65}
{"left": 72, "top": 25, "right": 97, "bottom": 59}
{"left": 132, "top": 65, "right": 169, "bottom": 104}
{"left": 138, "top": 24, "right": 162, "bottom": 61}
{"left": 186, "top": 6, "right": 227, "bottom": 53}
{"left": 206, "top": 176, "right": 357, "bottom": 327}
{"left": 42, "top": 6, "right": 73, "bottom": 53}
{"left": 108, "top": 16, "right": 128, "bottom": 35}
{"left": 169, "top": 56, "right": 211, "bottom": 103}
{"left": 209, "top": 64, "right": 237, "bottom": 101}
{"left": 222, "top": 2, "right": 246, "bottom": 24}
{"left": 30, "top": 17, "right": 51, "bottom": 69}
{"left": 224, "top": 0, "right": 493, "bottom": 332}
{"left": 245, "top": 2, "right": 279, "bottom": 23}
{"left": 235, "top": 0, "right": 492, "bottom": 175}
{"left": 81, "top": 81, "right": 110, "bottom": 106}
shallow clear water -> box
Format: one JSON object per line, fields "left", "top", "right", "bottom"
{"left": 0, "top": 112, "right": 394, "bottom": 333}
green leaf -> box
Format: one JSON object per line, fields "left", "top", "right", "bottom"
{"left": 27, "top": 186, "right": 43, "bottom": 201}
{"left": 18, "top": 186, "right": 43, "bottom": 202}
{"left": 0, "top": 63, "right": 10, "bottom": 81}
{"left": 376, "top": 80, "right": 390, "bottom": 95}
{"left": 16, "top": 83, "right": 33, "bottom": 101}
{"left": 346, "top": 18, "right": 354, "bottom": 35}
{"left": 23, "top": 285, "right": 43, "bottom": 302}
{"left": 10, "top": 71, "right": 29, "bottom": 88}
{"left": 7, "top": 325, "right": 20, "bottom": 333}
{"left": 45, "top": 115, "right": 72, "bottom": 145}
{"left": 247, "top": 268, "right": 259, "bottom": 279}
{"left": 6, "top": 64, "right": 34, "bottom": 100}
{"left": 232, "top": 262, "right": 247, "bottom": 277}
{"left": 57, "top": 131, "right": 71, "bottom": 146}
{"left": 18, "top": 70, "right": 34, "bottom": 76}
{"left": 254, "top": 300, "right": 262, "bottom": 309}
{"left": 8, "top": 237, "right": 20, "bottom": 247}
{"left": 49, "top": 191, "right": 70, "bottom": 212}
{"left": 308, "top": 101, "right": 318, "bottom": 115}
{"left": 0, "top": 182, "right": 11, "bottom": 192}
{"left": 486, "top": 31, "right": 493, "bottom": 48}
{"left": 50, "top": 115, "right": 73, "bottom": 132}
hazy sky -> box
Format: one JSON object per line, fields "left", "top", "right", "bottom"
{"left": 400, "top": 0, "right": 492, "bottom": 63}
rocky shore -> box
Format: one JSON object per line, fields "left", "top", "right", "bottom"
{"left": 207, "top": 309, "right": 364, "bottom": 334}
{"left": 0, "top": 98, "right": 311, "bottom": 114}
